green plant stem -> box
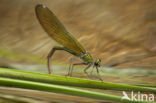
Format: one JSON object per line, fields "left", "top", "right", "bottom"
{"left": 0, "top": 77, "right": 154, "bottom": 103}
{"left": 133, "top": 84, "right": 156, "bottom": 88}
{"left": 0, "top": 68, "right": 155, "bottom": 93}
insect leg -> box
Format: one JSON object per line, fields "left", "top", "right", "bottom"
{"left": 84, "top": 63, "right": 92, "bottom": 77}
{"left": 90, "top": 66, "right": 95, "bottom": 79}
{"left": 69, "top": 62, "right": 87, "bottom": 76}
{"left": 96, "top": 67, "right": 103, "bottom": 81}
{"left": 68, "top": 58, "right": 81, "bottom": 76}
{"left": 47, "top": 46, "right": 65, "bottom": 74}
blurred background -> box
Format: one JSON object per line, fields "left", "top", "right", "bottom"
{"left": 0, "top": 0, "right": 156, "bottom": 103}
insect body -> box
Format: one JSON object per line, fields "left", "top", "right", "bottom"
{"left": 35, "top": 4, "right": 102, "bottom": 81}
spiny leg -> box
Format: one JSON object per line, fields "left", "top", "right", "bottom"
{"left": 84, "top": 63, "right": 92, "bottom": 77}
{"left": 69, "top": 62, "right": 87, "bottom": 76}
{"left": 96, "top": 67, "right": 103, "bottom": 81}
{"left": 47, "top": 46, "right": 66, "bottom": 74}
{"left": 68, "top": 57, "right": 81, "bottom": 76}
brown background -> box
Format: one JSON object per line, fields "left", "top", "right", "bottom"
{"left": 0, "top": 0, "right": 156, "bottom": 69}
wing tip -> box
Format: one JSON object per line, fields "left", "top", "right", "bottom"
{"left": 35, "top": 4, "right": 48, "bottom": 17}
{"left": 35, "top": 4, "right": 47, "bottom": 10}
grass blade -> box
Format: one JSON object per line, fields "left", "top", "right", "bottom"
{"left": 0, "top": 68, "right": 155, "bottom": 94}
{"left": 0, "top": 77, "right": 155, "bottom": 103}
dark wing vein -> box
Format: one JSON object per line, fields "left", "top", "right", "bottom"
{"left": 35, "top": 4, "right": 86, "bottom": 56}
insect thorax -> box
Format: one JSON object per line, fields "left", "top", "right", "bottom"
{"left": 80, "top": 52, "right": 94, "bottom": 63}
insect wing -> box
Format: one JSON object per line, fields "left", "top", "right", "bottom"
{"left": 35, "top": 4, "right": 86, "bottom": 56}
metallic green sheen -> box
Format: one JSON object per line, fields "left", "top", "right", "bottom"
{"left": 81, "top": 53, "right": 94, "bottom": 63}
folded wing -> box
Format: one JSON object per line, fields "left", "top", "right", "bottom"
{"left": 35, "top": 4, "right": 86, "bottom": 56}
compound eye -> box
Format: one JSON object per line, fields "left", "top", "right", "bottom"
{"left": 98, "top": 62, "right": 101, "bottom": 67}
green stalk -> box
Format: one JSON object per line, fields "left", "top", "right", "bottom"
{"left": 0, "top": 77, "right": 154, "bottom": 103}
{"left": 0, "top": 68, "right": 155, "bottom": 93}
{"left": 132, "top": 84, "right": 156, "bottom": 88}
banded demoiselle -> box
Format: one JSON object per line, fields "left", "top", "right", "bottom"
{"left": 35, "top": 4, "right": 102, "bottom": 81}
